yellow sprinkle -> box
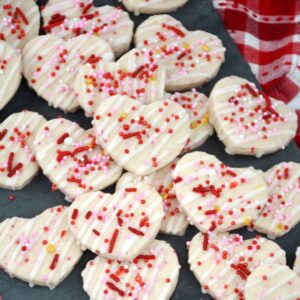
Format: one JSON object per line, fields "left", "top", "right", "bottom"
{"left": 101, "top": 149, "right": 107, "bottom": 156}
{"left": 150, "top": 75, "right": 156, "bottom": 81}
{"left": 168, "top": 183, "right": 173, "bottom": 190}
{"left": 190, "top": 121, "right": 198, "bottom": 129}
{"left": 201, "top": 112, "right": 210, "bottom": 125}
{"left": 45, "top": 244, "right": 56, "bottom": 254}
{"left": 213, "top": 205, "right": 221, "bottom": 212}
{"left": 202, "top": 44, "right": 211, "bottom": 52}
{"left": 243, "top": 218, "right": 251, "bottom": 226}
{"left": 161, "top": 192, "right": 168, "bottom": 199}
{"left": 120, "top": 112, "right": 128, "bottom": 119}
{"left": 85, "top": 78, "right": 93, "bottom": 85}
{"left": 183, "top": 42, "right": 190, "bottom": 49}
{"left": 154, "top": 49, "right": 160, "bottom": 55}
{"left": 277, "top": 223, "right": 284, "bottom": 231}
{"left": 255, "top": 185, "right": 263, "bottom": 189}
{"left": 93, "top": 32, "right": 100, "bottom": 37}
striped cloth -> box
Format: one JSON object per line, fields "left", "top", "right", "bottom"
{"left": 212, "top": 0, "right": 300, "bottom": 147}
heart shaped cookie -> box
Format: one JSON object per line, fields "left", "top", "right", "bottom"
{"left": 0, "top": 111, "right": 46, "bottom": 190}
{"left": 135, "top": 15, "right": 225, "bottom": 91}
{"left": 122, "top": 0, "right": 188, "bottom": 14}
{"left": 188, "top": 232, "right": 286, "bottom": 299}
{"left": 0, "top": 40, "right": 22, "bottom": 111}
{"left": 75, "top": 48, "right": 166, "bottom": 117}
{"left": 68, "top": 183, "right": 164, "bottom": 260}
{"left": 254, "top": 162, "right": 300, "bottom": 238}
{"left": 42, "top": 2, "right": 134, "bottom": 57}
{"left": 116, "top": 159, "right": 189, "bottom": 236}
{"left": 0, "top": 0, "right": 40, "bottom": 49}
{"left": 93, "top": 95, "right": 190, "bottom": 176}
{"left": 33, "top": 118, "right": 122, "bottom": 201}
{"left": 294, "top": 247, "right": 300, "bottom": 276}
{"left": 22, "top": 34, "right": 114, "bottom": 112}
{"left": 245, "top": 264, "right": 300, "bottom": 300}
{"left": 209, "top": 76, "right": 298, "bottom": 157}
{"left": 167, "top": 90, "right": 213, "bottom": 151}
{"left": 0, "top": 205, "right": 83, "bottom": 289}
{"left": 173, "top": 151, "right": 268, "bottom": 233}
{"left": 82, "top": 239, "right": 179, "bottom": 299}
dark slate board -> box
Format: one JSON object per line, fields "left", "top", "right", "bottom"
{"left": 0, "top": 0, "right": 299, "bottom": 299}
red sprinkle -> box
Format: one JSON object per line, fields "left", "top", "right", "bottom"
{"left": 82, "top": 3, "right": 92, "bottom": 15}
{"left": 106, "top": 282, "right": 125, "bottom": 297}
{"left": 109, "top": 274, "right": 120, "bottom": 282}
{"left": 108, "top": 229, "right": 119, "bottom": 253}
{"left": 131, "top": 65, "right": 145, "bottom": 78}
{"left": 284, "top": 168, "right": 289, "bottom": 179}
{"left": 0, "top": 129, "right": 7, "bottom": 141}
{"left": 92, "top": 229, "right": 100, "bottom": 236}
{"left": 56, "top": 133, "right": 69, "bottom": 144}
{"left": 136, "top": 254, "right": 156, "bottom": 260}
{"left": 50, "top": 254, "right": 59, "bottom": 270}
{"left": 177, "top": 51, "right": 187, "bottom": 60}
{"left": 226, "top": 170, "right": 237, "bottom": 177}
{"left": 173, "top": 176, "right": 183, "bottom": 183}
{"left": 205, "top": 209, "right": 217, "bottom": 215}
{"left": 128, "top": 227, "right": 144, "bottom": 236}
{"left": 166, "top": 25, "right": 186, "bottom": 37}
{"left": 7, "top": 163, "right": 23, "bottom": 177}
{"left": 43, "top": 20, "right": 65, "bottom": 31}
{"left": 85, "top": 211, "right": 92, "bottom": 220}
{"left": 125, "top": 188, "right": 137, "bottom": 192}
{"left": 14, "top": 7, "right": 29, "bottom": 25}
{"left": 71, "top": 209, "right": 79, "bottom": 220}
{"left": 243, "top": 83, "right": 258, "bottom": 97}
{"left": 202, "top": 233, "right": 209, "bottom": 250}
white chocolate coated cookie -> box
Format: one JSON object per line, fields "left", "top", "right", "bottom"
{"left": 294, "top": 247, "right": 300, "bottom": 276}
{"left": 75, "top": 48, "right": 166, "bottom": 117}
{"left": 0, "top": 0, "right": 40, "bottom": 49}
{"left": 122, "top": 0, "right": 188, "bottom": 14}
{"left": 188, "top": 232, "right": 286, "bottom": 300}
{"left": 0, "top": 111, "right": 46, "bottom": 190}
{"left": 255, "top": 162, "right": 300, "bottom": 238}
{"left": 0, "top": 40, "right": 22, "bottom": 110}
{"left": 33, "top": 118, "right": 122, "bottom": 202}
{"left": 0, "top": 206, "right": 83, "bottom": 289}
{"left": 93, "top": 95, "right": 190, "bottom": 176}
{"left": 173, "top": 151, "right": 268, "bottom": 233}
{"left": 22, "top": 34, "right": 114, "bottom": 112}
{"left": 167, "top": 90, "right": 213, "bottom": 151}
{"left": 135, "top": 15, "right": 225, "bottom": 91}
{"left": 209, "top": 76, "right": 298, "bottom": 157}
{"left": 68, "top": 183, "right": 164, "bottom": 260}
{"left": 42, "top": 1, "right": 133, "bottom": 57}
{"left": 116, "top": 159, "right": 189, "bottom": 236}
{"left": 82, "top": 240, "right": 180, "bottom": 300}
{"left": 245, "top": 264, "right": 300, "bottom": 300}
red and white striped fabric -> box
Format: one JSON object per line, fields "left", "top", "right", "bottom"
{"left": 212, "top": 0, "right": 300, "bottom": 147}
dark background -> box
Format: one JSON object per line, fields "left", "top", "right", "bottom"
{"left": 0, "top": 0, "right": 299, "bottom": 299}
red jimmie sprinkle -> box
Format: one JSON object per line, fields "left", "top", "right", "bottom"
{"left": 71, "top": 209, "right": 79, "bottom": 220}
{"left": 226, "top": 169, "right": 237, "bottom": 177}
{"left": 128, "top": 227, "right": 145, "bottom": 236}
{"left": 8, "top": 163, "right": 23, "bottom": 177}
{"left": 125, "top": 188, "right": 137, "bottom": 192}
{"left": 122, "top": 132, "right": 141, "bottom": 140}
{"left": 82, "top": 3, "right": 92, "bottom": 15}
{"left": 166, "top": 25, "right": 186, "bottom": 37}
{"left": 73, "top": 146, "right": 89, "bottom": 155}
{"left": 243, "top": 83, "right": 258, "bottom": 97}
{"left": 50, "top": 254, "right": 59, "bottom": 270}
{"left": 209, "top": 221, "right": 217, "bottom": 232}
{"left": 284, "top": 168, "right": 289, "bottom": 179}
{"left": 106, "top": 281, "right": 125, "bottom": 297}
{"left": 136, "top": 254, "right": 156, "bottom": 260}
{"left": 85, "top": 211, "right": 92, "bottom": 220}
{"left": 14, "top": 7, "right": 29, "bottom": 25}
{"left": 56, "top": 133, "right": 69, "bottom": 144}
{"left": 202, "top": 233, "right": 209, "bottom": 250}
{"left": 43, "top": 20, "right": 65, "bottom": 31}
{"left": 177, "top": 51, "right": 187, "bottom": 60}
{"left": 7, "top": 152, "right": 14, "bottom": 172}
{"left": 204, "top": 209, "right": 217, "bottom": 216}
{"left": 0, "top": 129, "right": 7, "bottom": 141}
{"left": 108, "top": 229, "right": 119, "bottom": 253}
{"left": 57, "top": 151, "right": 73, "bottom": 162}
{"left": 173, "top": 176, "right": 183, "bottom": 183}
{"left": 92, "top": 229, "right": 100, "bottom": 236}
{"left": 109, "top": 273, "right": 120, "bottom": 282}
{"left": 131, "top": 65, "right": 145, "bottom": 78}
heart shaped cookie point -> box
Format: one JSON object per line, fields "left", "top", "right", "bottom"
{"left": 135, "top": 15, "right": 225, "bottom": 91}
{"left": 188, "top": 232, "right": 286, "bottom": 299}
{"left": 33, "top": 118, "right": 122, "bottom": 201}
{"left": 0, "top": 111, "right": 46, "bottom": 190}
{"left": 23, "top": 34, "right": 114, "bottom": 112}
{"left": 173, "top": 151, "right": 268, "bottom": 233}
{"left": 0, "top": 206, "right": 83, "bottom": 289}
{"left": 82, "top": 240, "right": 180, "bottom": 300}
{"left": 116, "top": 159, "right": 189, "bottom": 236}
{"left": 209, "top": 76, "right": 298, "bottom": 157}
{"left": 0, "top": 0, "right": 40, "bottom": 49}
{"left": 93, "top": 95, "right": 191, "bottom": 176}
{"left": 254, "top": 162, "right": 300, "bottom": 238}
{"left": 42, "top": 2, "right": 134, "bottom": 57}
{"left": 68, "top": 183, "right": 164, "bottom": 260}
{"left": 122, "top": 0, "right": 188, "bottom": 14}
{"left": 75, "top": 48, "right": 166, "bottom": 117}
{"left": 167, "top": 90, "right": 213, "bottom": 151}
{"left": 245, "top": 264, "right": 300, "bottom": 300}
